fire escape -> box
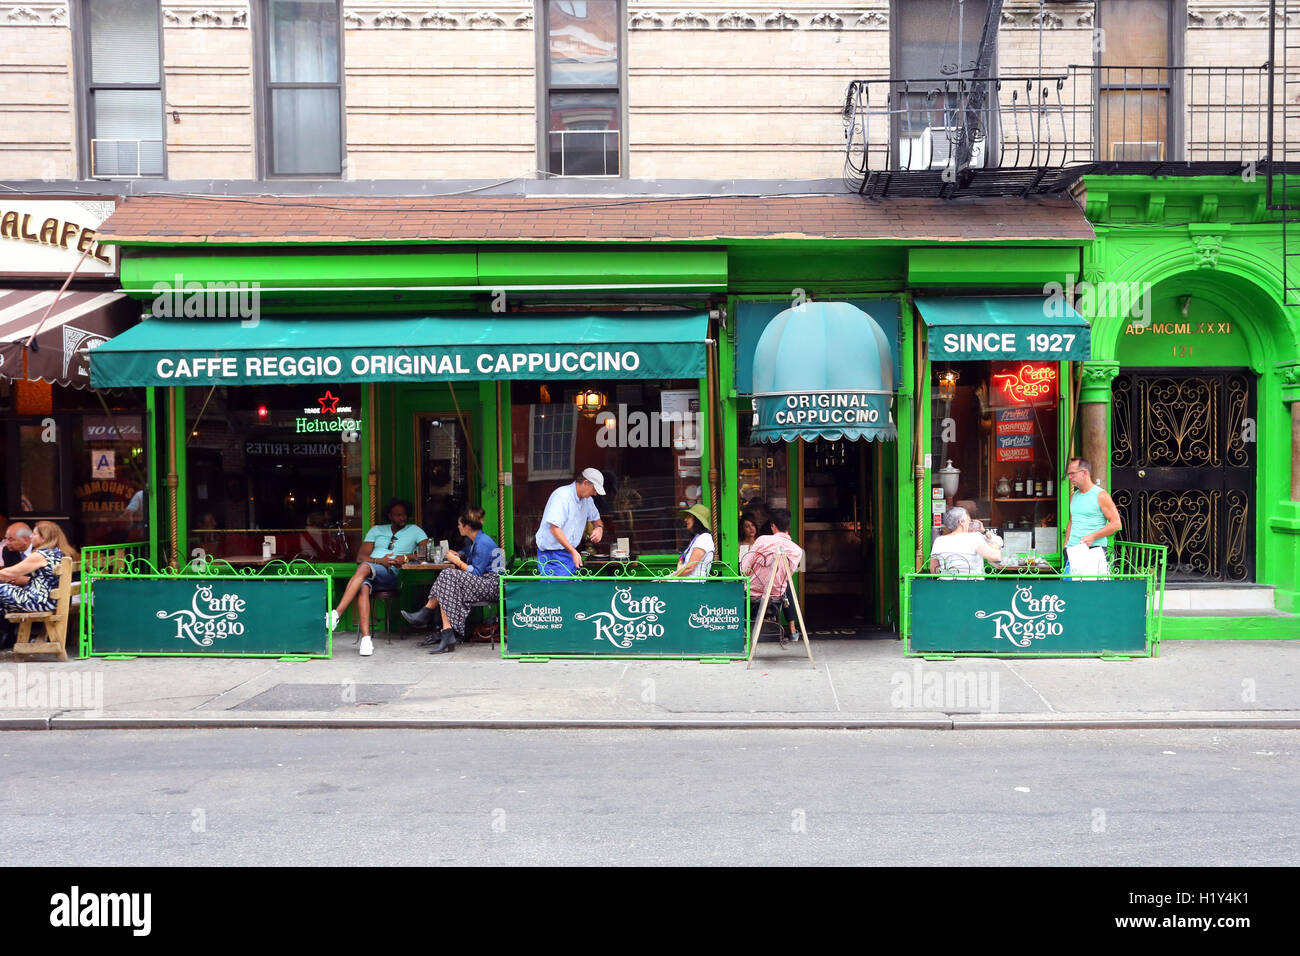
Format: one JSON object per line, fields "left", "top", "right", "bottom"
{"left": 845, "top": 0, "right": 1280, "bottom": 201}
{"left": 1268, "top": 0, "right": 1300, "bottom": 305}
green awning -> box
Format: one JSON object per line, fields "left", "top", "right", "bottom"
{"left": 917, "top": 296, "right": 1091, "bottom": 361}
{"left": 90, "top": 312, "right": 708, "bottom": 388}
{"left": 750, "top": 302, "right": 897, "bottom": 444}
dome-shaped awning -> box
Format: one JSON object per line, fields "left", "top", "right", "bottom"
{"left": 751, "top": 301, "right": 897, "bottom": 443}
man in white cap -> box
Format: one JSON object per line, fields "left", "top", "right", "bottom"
{"left": 536, "top": 468, "right": 605, "bottom": 576}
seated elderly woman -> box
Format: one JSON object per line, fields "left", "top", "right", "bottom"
{"left": 401, "top": 506, "right": 500, "bottom": 655}
{"left": 0, "top": 520, "right": 78, "bottom": 620}
{"left": 929, "top": 506, "right": 1002, "bottom": 578}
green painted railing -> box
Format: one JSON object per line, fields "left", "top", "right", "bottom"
{"left": 81, "top": 554, "right": 334, "bottom": 659}
{"left": 1112, "top": 541, "right": 1169, "bottom": 647}
{"left": 76, "top": 541, "right": 150, "bottom": 658}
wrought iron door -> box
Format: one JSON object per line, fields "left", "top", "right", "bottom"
{"left": 1110, "top": 370, "right": 1256, "bottom": 582}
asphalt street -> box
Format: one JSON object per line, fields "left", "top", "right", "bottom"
{"left": 1, "top": 728, "right": 1295, "bottom": 866}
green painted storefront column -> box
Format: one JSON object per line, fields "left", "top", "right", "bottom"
{"left": 1276, "top": 361, "right": 1300, "bottom": 613}
{"left": 1281, "top": 362, "right": 1300, "bottom": 503}
{"left": 1078, "top": 360, "right": 1120, "bottom": 489}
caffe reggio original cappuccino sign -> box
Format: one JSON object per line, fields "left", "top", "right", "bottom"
{"left": 0, "top": 199, "right": 118, "bottom": 276}
{"left": 503, "top": 578, "right": 749, "bottom": 657}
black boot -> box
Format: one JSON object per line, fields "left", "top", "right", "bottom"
{"left": 402, "top": 606, "right": 437, "bottom": 627}
{"left": 429, "top": 628, "right": 457, "bottom": 654}
{"left": 415, "top": 633, "right": 440, "bottom": 647}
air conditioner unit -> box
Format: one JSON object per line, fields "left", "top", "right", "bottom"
{"left": 1111, "top": 140, "right": 1163, "bottom": 162}
{"left": 902, "top": 126, "right": 987, "bottom": 171}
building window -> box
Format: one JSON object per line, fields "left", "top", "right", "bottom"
{"left": 527, "top": 403, "right": 578, "bottom": 479}
{"left": 929, "top": 361, "right": 1061, "bottom": 561}
{"left": 82, "top": 0, "right": 165, "bottom": 177}
{"left": 541, "top": 0, "right": 622, "bottom": 176}
{"left": 186, "top": 385, "right": 364, "bottom": 562}
{"left": 260, "top": 0, "right": 343, "bottom": 177}
{"left": 1097, "top": 0, "right": 1174, "bottom": 161}
{"left": 893, "top": 0, "right": 994, "bottom": 171}
{"left": 510, "top": 380, "right": 702, "bottom": 558}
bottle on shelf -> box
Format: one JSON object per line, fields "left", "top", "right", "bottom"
{"left": 1046, "top": 475, "right": 1055, "bottom": 497}
{"left": 1014, "top": 468, "right": 1024, "bottom": 496}
{"left": 1035, "top": 468, "right": 1045, "bottom": 497}
{"left": 1025, "top": 470, "right": 1036, "bottom": 497}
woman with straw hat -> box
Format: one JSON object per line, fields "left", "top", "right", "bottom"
{"left": 671, "top": 504, "right": 715, "bottom": 578}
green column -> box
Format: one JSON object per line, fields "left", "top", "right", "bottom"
{"left": 719, "top": 312, "right": 740, "bottom": 566}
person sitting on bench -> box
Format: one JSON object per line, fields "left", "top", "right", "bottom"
{"left": 0, "top": 521, "right": 78, "bottom": 642}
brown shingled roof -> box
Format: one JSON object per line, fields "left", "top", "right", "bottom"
{"left": 95, "top": 194, "right": 1093, "bottom": 244}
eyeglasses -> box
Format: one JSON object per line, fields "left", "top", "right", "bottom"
{"left": 1064, "top": 470, "right": 1083, "bottom": 478}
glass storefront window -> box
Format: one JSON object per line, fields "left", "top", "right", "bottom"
{"left": 2, "top": 386, "right": 150, "bottom": 549}
{"left": 930, "top": 361, "right": 1061, "bottom": 558}
{"left": 737, "top": 409, "right": 789, "bottom": 523}
{"left": 186, "top": 384, "right": 363, "bottom": 562}
{"left": 510, "top": 379, "right": 702, "bottom": 559}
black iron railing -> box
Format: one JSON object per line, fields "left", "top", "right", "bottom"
{"left": 845, "top": 64, "right": 1276, "bottom": 197}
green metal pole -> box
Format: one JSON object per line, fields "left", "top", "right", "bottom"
{"left": 146, "top": 386, "right": 159, "bottom": 567}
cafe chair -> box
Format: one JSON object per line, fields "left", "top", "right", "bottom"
{"left": 357, "top": 589, "right": 400, "bottom": 646}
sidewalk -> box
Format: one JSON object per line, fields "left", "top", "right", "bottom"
{"left": 2, "top": 633, "right": 1298, "bottom": 729}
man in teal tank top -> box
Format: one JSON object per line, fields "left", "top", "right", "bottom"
{"left": 1064, "top": 457, "right": 1122, "bottom": 552}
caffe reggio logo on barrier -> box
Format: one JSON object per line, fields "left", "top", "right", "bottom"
{"left": 156, "top": 583, "right": 248, "bottom": 648}
{"left": 974, "top": 584, "right": 1066, "bottom": 648}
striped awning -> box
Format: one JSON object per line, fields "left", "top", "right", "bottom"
{"left": 0, "top": 288, "right": 138, "bottom": 388}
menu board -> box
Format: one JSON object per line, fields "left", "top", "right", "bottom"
{"left": 995, "top": 407, "right": 1035, "bottom": 462}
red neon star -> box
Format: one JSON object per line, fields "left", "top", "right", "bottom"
{"left": 317, "top": 390, "right": 341, "bottom": 414}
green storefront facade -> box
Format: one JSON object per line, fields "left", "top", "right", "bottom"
{"left": 1071, "top": 175, "right": 1300, "bottom": 631}
{"left": 84, "top": 184, "right": 1298, "bottom": 649}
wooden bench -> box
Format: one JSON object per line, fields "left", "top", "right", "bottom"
{"left": 7, "top": 557, "right": 75, "bottom": 662}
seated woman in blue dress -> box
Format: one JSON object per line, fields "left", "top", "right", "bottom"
{"left": 401, "top": 506, "right": 500, "bottom": 655}
{"left": 0, "top": 520, "right": 78, "bottom": 624}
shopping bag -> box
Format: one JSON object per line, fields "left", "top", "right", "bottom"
{"left": 1065, "top": 544, "right": 1109, "bottom": 578}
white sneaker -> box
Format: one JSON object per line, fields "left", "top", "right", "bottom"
{"left": 326, "top": 609, "right": 340, "bottom": 631}
{"left": 359, "top": 635, "right": 373, "bottom": 657}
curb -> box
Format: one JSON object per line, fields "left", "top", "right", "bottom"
{"left": 44, "top": 716, "right": 955, "bottom": 730}
{"left": 0, "top": 715, "right": 1292, "bottom": 731}
{"left": 0, "top": 717, "right": 51, "bottom": 730}
{"left": 952, "top": 717, "right": 1300, "bottom": 730}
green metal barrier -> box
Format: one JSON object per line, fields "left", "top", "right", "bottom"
{"left": 76, "top": 541, "right": 150, "bottom": 658}
{"left": 499, "top": 560, "right": 751, "bottom": 660}
{"left": 82, "top": 553, "right": 334, "bottom": 659}
{"left": 1111, "top": 541, "right": 1169, "bottom": 648}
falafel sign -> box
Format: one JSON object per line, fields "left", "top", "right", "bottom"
{"left": 503, "top": 578, "right": 749, "bottom": 657}
{"left": 907, "top": 577, "right": 1150, "bottom": 656}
